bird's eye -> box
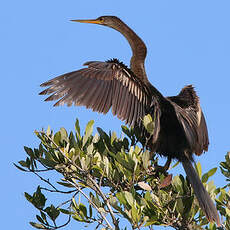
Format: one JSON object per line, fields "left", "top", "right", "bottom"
{"left": 98, "top": 17, "right": 104, "bottom": 22}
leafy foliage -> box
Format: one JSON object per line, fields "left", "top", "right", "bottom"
{"left": 15, "top": 118, "right": 229, "bottom": 230}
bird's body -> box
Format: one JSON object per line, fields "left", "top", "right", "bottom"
{"left": 40, "top": 16, "right": 219, "bottom": 225}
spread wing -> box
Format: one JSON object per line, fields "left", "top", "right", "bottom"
{"left": 40, "top": 60, "right": 151, "bottom": 127}
{"left": 174, "top": 106, "right": 209, "bottom": 156}
{"left": 173, "top": 104, "right": 199, "bottom": 152}
{"left": 168, "top": 85, "right": 209, "bottom": 155}
{"left": 195, "top": 109, "right": 209, "bottom": 155}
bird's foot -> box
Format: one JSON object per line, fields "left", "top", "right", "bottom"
{"left": 154, "top": 157, "right": 172, "bottom": 174}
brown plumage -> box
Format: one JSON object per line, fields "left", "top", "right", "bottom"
{"left": 40, "top": 16, "right": 220, "bottom": 225}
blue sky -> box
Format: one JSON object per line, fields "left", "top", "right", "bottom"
{"left": 1, "top": 1, "right": 230, "bottom": 229}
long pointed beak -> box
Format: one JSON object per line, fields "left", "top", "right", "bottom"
{"left": 70, "top": 19, "right": 102, "bottom": 25}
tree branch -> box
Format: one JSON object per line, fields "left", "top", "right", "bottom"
{"left": 33, "top": 171, "right": 76, "bottom": 194}
{"left": 68, "top": 180, "right": 114, "bottom": 230}
{"left": 87, "top": 174, "right": 119, "bottom": 229}
{"left": 38, "top": 131, "right": 119, "bottom": 229}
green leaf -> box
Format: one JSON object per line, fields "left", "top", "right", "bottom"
{"left": 34, "top": 187, "right": 46, "bottom": 209}
{"left": 202, "top": 167, "right": 217, "bottom": 183}
{"left": 14, "top": 163, "right": 28, "bottom": 171}
{"left": 34, "top": 148, "right": 41, "bottom": 158}
{"left": 72, "top": 214, "right": 84, "bottom": 222}
{"left": 87, "top": 143, "right": 94, "bottom": 155}
{"left": 145, "top": 220, "right": 158, "bottom": 227}
{"left": 111, "top": 131, "right": 117, "bottom": 143}
{"left": 26, "top": 157, "right": 31, "bottom": 168}
{"left": 25, "top": 187, "right": 46, "bottom": 210}
{"left": 46, "top": 125, "right": 51, "bottom": 136}
{"left": 170, "top": 161, "right": 179, "bottom": 170}
{"left": 30, "top": 222, "right": 46, "bottom": 229}
{"left": 56, "top": 181, "right": 75, "bottom": 188}
{"left": 69, "top": 131, "right": 77, "bottom": 148}
{"left": 208, "top": 223, "right": 216, "bottom": 230}
{"left": 138, "top": 181, "right": 152, "bottom": 191}
{"left": 201, "top": 174, "right": 209, "bottom": 184}
{"left": 39, "top": 158, "right": 57, "bottom": 168}
{"left": 115, "top": 152, "right": 133, "bottom": 170}
{"left": 183, "top": 196, "right": 194, "bottom": 218}
{"left": 45, "top": 205, "right": 60, "bottom": 221}
{"left": 79, "top": 203, "right": 87, "bottom": 217}
{"left": 124, "top": 191, "right": 134, "bottom": 206}
{"left": 54, "top": 131, "right": 61, "bottom": 145}
{"left": 226, "top": 208, "right": 230, "bottom": 217}
{"left": 103, "top": 156, "right": 110, "bottom": 176}
{"left": 89, "top": 193, "right": 101, "bottom": 208}
{"left": 75, "top": 118, "right": 81, "bottom": 141}
{"left": 92, "top": 133, "right": 100, "bottom": 143}
{"left": 176, "top": 198, "right": 184, "bottom": 215}
{"left": 142, "top": 150, "right": 150, "bottom": 170}
{"left": 195, "top": 162, "right": 202, "bottom": 178}
{"left": 143, "top": 114, "right": 155, "bottom": 134}
{"left": 24, "top": 146, "right": 34, "bottom": 157}
{"left": 150, "top": 193, "right": 161, "bottom": 206}
{"left": 60, "top": 127, "right": 68, "bottom": 143}
{"left": 121, "top": 125, "right": 132, "bottom": 139}
{"left": 36, "top": 215, "right": 45, "bottom": 224}
{"left": 109, "top": 197, "right": 119, "bottom": 209}
{"left": 206, "top": 180, "right": 216, "bottom": 193}
{"left": 116, "top": 192, "right": 127, "bottom": 206}
{"left": 83, "top": 120, "right": 94, "bottom": 147}
{"left": 40, "top": 211, "right": 47, "bottom": 224}
{"left": 59, "top": 208, "right": 72, "bottom": 215}
{"left": 24, "top": 192, "right": 33, "bottom": 202}
{"left": 207, "top": 167, "right": 217, "bottom": 177}
{"left": 172, "top": 175, "right": 183, "bottom": 194}
{"left": 89, "top": 205, "right": 92, "bottom": 218}
{"left": 97, "top": 127, "right": 111, "bottom": 147}
{"left": 131, "top": 205, "right": 140, "bottom": 223}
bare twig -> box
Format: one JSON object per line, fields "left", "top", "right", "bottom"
{"left": 99, "top": 169, "right": 106, "bottom": 188}
{"left": 33, "top": 171, "right": 76, "bottom": 194}
{"left": 87, "top": 175, "right": 119, "bottom": 229}
{"left": 95, "top": 217, "right": 109, "bottom": 229}
{"left": 40, "top": 187, "right": 76, "bottom": 194}
{"left": 32, "top": 168, "right": 54, "bottom": 172}
{"left": 68, "top": 180, "right": 114, "bottom": 230}
{"left": 56, "top": 195, "right": 77, "bottom": 209}
{"left": 47, "top": 213, "right": 71, "bottom": 230}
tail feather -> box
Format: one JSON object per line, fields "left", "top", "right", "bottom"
{"left": 182, "top": 160, "right": 220, "bottom": 226}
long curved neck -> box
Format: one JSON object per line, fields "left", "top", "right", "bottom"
{"left": 113, "top": 21, "right": 148, "bottom": 83}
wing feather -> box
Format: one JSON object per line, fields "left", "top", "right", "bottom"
{"left": 168, "top": 86, "right": 209, "bottom": 155}
{"left": 91, "top": 81, "right": 108, "bottom": 113}
{"left": 40, "top": 70, "right": 79, "bottom": 87}
{"left": 40, "top": 60, "right": 154, "bottom": 127}
{"left": 119, "top": 86, "right": 130, "bottom": 121}
{"left": 195, "top": 111, "right": 209, "bottom": 155}
{"left": 102, "top": 80, "right": 113, "bottom": 114}
{"left": 116, "top": 84, "right": 127, "bottom": 120}
{"left": 74, "top": 78, "right": 100, "bottom": 106}
{"left": 131, "top": 97, "right": 139, "bottom": 127}
{"left": 127, "top": 94, "right": 135, "bottom": 125}
{"left": 92, "top": 81, "right": 109, "bottom": 112}
{"left": 89, "top": 81, "right": 106, "bottom": 111}
{"left": 112, "top": 79, "right": 121, "bottom": 115}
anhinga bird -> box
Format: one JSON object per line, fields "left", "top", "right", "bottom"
{"left": 40, "top": 16, "right": 220, "bottom": 225}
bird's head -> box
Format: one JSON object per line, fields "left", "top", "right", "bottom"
{"left": 71, "top": 16, "right": 123, "bottom": 30}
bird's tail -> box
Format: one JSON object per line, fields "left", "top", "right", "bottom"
{"left": 182, "top": 160, "right": 220, "bottom": 226}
